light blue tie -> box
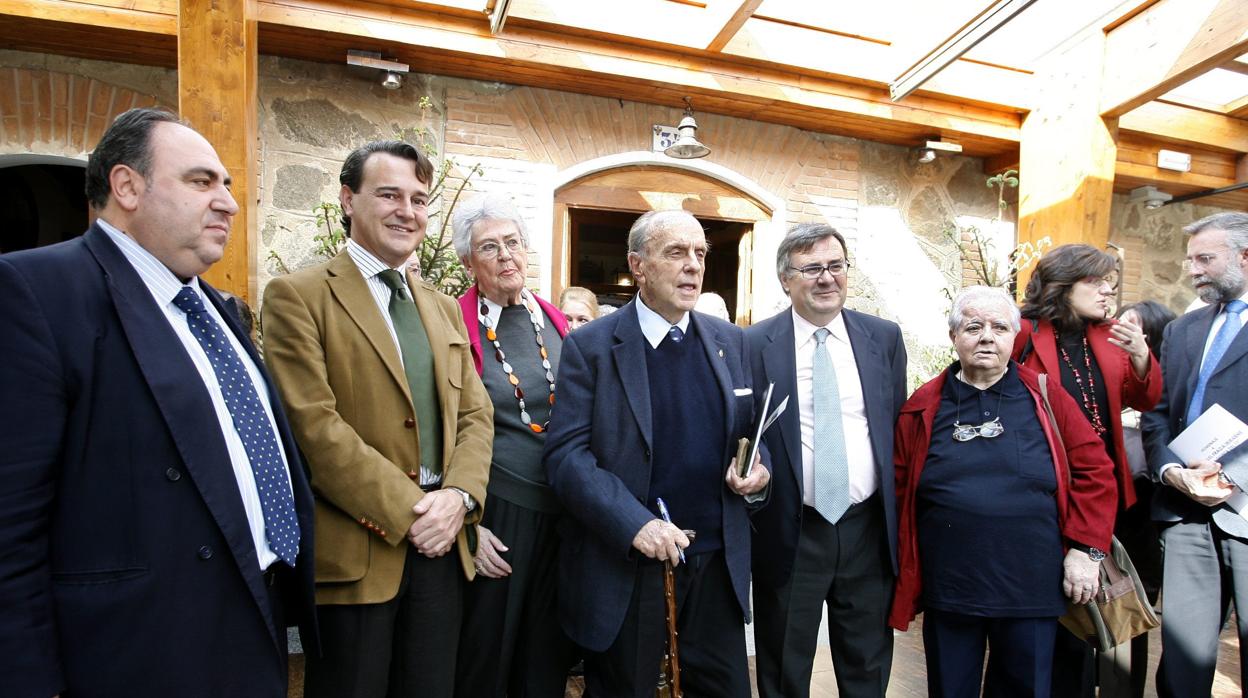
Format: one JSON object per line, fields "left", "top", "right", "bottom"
{"left": 173, "top": 286, "right": 301, "bottom": 566}
{"left": 1187, "top": 299, "right": 1248, "bottom": 425}
{"left": 812, "top": 328, "right": 850, "bottom": 524}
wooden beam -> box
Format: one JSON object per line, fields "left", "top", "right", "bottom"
{"left": 1101, "top": 0, "right": 1248, "bottom": 117}
{"left": 1018, "top": 28, "right": 1117, "bottom": 292}
{"left": 1226, "top": 93, "right": 1248, "bottom": 118}
{"left": 705, "top": 0, "right": 762, "bottom": 52}
{"left": 985, "top": 151, "right": 1019, "bottom": 175}
{"left": 179, "top": 0, "right": 258, "bottom": 301}
{"left": 1118, "top": 100, "right": 1248, "bottom": 152}
{"left": 0, "top": 0, "right": 176, "bottom": 35}
{"left": 256, "top": 0, "right": 1022, "bottom": 144}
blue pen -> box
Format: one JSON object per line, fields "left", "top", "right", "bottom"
{"left": 656, "top": 497, "right": 686, "bottom": 564}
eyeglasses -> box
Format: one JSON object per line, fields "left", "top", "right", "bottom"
{"left": 474, "top": 238, "right": 525, "bottom": 259}
{"left": 789, "top": 261, "right": 851, "bottom": 280}
{"left": 1182, "top": 253, "right": 1222, "bottom": 272}
{"left": 952, "top": 417, "right": 1004, "bottom": 441}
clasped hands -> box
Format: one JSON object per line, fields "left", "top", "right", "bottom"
{"left": 631, "top": 454, "right": 770, "bottom": 566}
{"left": 407, "top": 489, "right": 466, "bottom": 558}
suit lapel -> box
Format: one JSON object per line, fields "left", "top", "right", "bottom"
{"left": 844, "top": 310, "right": 888, "bottom": 469}
{"left": 692, "top": 313, "right": 734, "bottom": 454}
{"left": 612, "top": 302, "right": 654, "bottom": 451}
{"left": 83, "top": 227, "right": 276, "bottom": 642}
{"left": 1184, "top": 306, "right": 1218, "bottom": 397}
{"left": 325, "top": 252, "right": 410, "bottom": 400}
{"left": 762, "top": 313, "right": 803, "bottom": 491}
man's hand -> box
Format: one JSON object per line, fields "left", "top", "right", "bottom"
{"left": 407, "top": 489, "right": 467, "bottom": 557}
{"left": 1164, "top": 460, "right": 1234, "bottom": 506}
{"left": 1063, "top": 548, "right": 1102, "bottom": 605}
{"left": 725, "top": 453, "right": 770, "bottom": 496}
{"left": 632, "top": 519, "right": 689, "bottom": 566}
{"left": 473, "top": 525, "right": 513, "bottom": 579}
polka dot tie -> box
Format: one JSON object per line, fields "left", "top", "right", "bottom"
{"left": 173, "top": 286, "right": 300, "bottom": 566}
{"left": 667, "top": 325, "right": 685, "bottom": 344}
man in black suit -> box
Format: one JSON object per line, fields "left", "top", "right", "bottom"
{"left": 746, "top": 223, "right": 907, "bottom": 697}
{"left": 1143, "top": 212, "right": 1248, "bottom": 698}
{"left": 544, "top": 209, "right": 770, "bottom": 697}
{"left": 0, "top": 108, "right": 315, "bottom": 698}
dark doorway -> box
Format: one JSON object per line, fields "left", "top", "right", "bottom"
{"left": 0, "top": 163, "right": 89, "bottom": 253}
{"left": 567, "top": 207, "right": 749, "bottom": 319}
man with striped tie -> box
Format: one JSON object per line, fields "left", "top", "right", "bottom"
{"left": 0, "top": 107, "right": 316, "bottom": 698}
{"left": 1143, "top": 212, "right": 1248, "bottom": 698}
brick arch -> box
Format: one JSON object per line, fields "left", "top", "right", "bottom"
{"left": 0, "top": 68, "right": 165, "bottom": 159}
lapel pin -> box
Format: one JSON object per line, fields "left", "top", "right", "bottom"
{"left": 718, "top": 349, "right": 724, "bottom": 358}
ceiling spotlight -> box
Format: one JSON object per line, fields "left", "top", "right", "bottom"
{"left": 1129, "top": 185, "right": 1172, "bottom": 210}
{"left": 664, "top": 97, "right": 710, "bottom": 160}
{"left": 346, "top": 50, "right": 409, "bottom": 90}
{"left": 915, "top": 148, "right": 937, "bottom": 164}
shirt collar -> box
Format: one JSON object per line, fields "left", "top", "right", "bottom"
{"left": 791, "top": 307, "right": 849, "bottom": 348}
{"left": 346, "top": 238, "right": 407, "bottom": 282}
{"left": 96, "top": 217, "right": 201, "bottom": 307}
{"left": 948, "top": 361, "right": 1021, "bottom": 398}
{"left": 478, "top": 288, "right": 545, "bottom": 330}
{"left": 635, "top": 294, "right": 689, "bottom": 349}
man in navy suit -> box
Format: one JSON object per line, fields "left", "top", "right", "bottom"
{"left": 544, "top": 209, "right": 769, "bottom": 698}
{"left": 746, "top": 223, "right": 907, "bottom": 697}
{"left": 1143, "top": 212, "right": 1248, "bottom": 698}
{"left": 0, "top": 108, "right": 315, "bottom": 698}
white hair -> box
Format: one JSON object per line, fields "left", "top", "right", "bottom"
{"left": 948, "top": 286, "right": 1020, "bottom": 332}
{"left": 451, "top": 193, "right": 529, "bottom": 259}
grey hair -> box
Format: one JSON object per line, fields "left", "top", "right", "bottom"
{"left": 1185, "top": 212, "right": 1248, "bottom": 252}
{"left": 451, "top": 193, "right": 530, "bottom": 259}
{"left": 627, "top": 210, "right": 701, "bottom": 256}
{"left": 775, "top": 223, "right": 848, "bottom": 282}
{"left": 948, "top": 285, "right": 1020, "bottom": 333}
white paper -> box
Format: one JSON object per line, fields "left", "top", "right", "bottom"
{"left": 1167, "top": 404, "right": 1248, "bottom": 465}
{"left": 1170, "top": 404, "right": 1248, "bottom": 521}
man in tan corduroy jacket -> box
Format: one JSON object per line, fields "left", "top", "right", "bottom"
{"left": 262, "top": 140, "right": 492, "bottom": 698}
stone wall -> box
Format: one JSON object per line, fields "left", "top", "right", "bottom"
{"left": 1, "top": 50, "right": 1022, "bottom": 380}
{"left": 1109, "top": 193, "right": 1232, "bottom": 314}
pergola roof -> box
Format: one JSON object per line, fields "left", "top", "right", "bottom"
{"left": 2, "top": 0, "right": 1246, "bottom": 207}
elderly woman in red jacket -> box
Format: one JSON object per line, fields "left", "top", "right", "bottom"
{"left": 891, "top": 286, "right": 1116, "bottom": 698}
{"left": 452, "top": 193, "right": 573, "bottom": 698}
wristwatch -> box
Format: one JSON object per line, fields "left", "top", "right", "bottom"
{"left": 448, "top": 486, "right": 476, "bottom": 512}
{"left": 1071, "top": 542, "right": 1106, "bottom": 561}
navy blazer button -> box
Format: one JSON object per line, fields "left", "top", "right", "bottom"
{"left": 198, "top": 546, "right": 213, "bottom": 560}
{"left": 165, "top": 468, "right": 182, "bottom": 481}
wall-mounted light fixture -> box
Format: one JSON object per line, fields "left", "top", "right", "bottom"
{"left": 1129, "top": 185, "right": 1172, "bottom": 210}
{"left": 913, "top": 138, "right": 961, "bottom": 163}
{"left": 347, "top": 50, "right": 409, "bottom": 90}
{"left": 664, "top": 98, "right": 710, "bottom": 160}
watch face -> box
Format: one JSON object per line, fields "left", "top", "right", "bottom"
{"left": 1089, "top": 547, "right": 1106, "bottom": 561}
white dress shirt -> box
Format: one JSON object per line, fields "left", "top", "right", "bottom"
{"left": 792, "top": 308, "right": 877, "bottom": 507}
{"left": 98, "top": 218, "right": 293, "bottom": 570}
{"left": 635, "top": 295, "right": 690, "bottom": 349}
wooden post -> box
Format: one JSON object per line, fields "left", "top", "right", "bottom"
{"left": 1016, "top": 28, "right": 1118, "bottom": 293}
{"left": 178, "top": 0, "right": 258, "bottom": 302}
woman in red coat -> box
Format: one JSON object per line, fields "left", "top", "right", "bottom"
{"left": 1013, "top": 244, "right": 1161, "bottom": 696}
{"left": 891, "top": 285, "right": 1116, "bottom": 698}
